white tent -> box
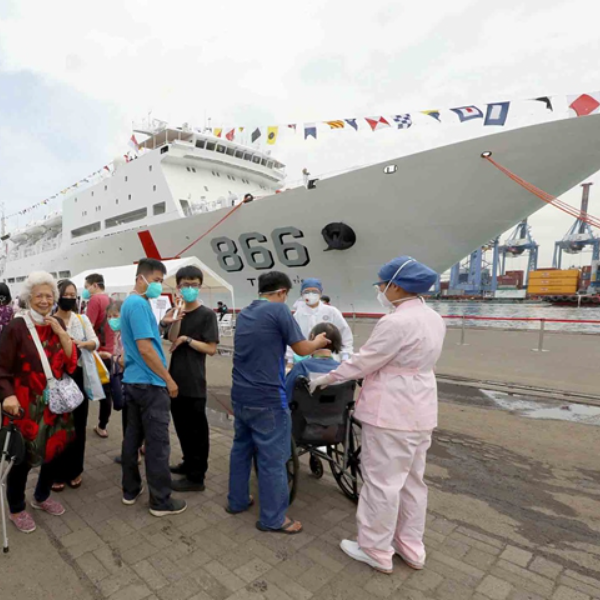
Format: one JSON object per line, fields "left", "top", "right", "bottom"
{"left": 71, "top": 257, "right": 235, "bottom": 315}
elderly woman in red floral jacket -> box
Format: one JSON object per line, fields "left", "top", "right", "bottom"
{"left": 0, "top": 272, "right": 77, "bottom": 534}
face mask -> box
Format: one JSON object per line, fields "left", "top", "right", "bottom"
{"left": 142, "top": 276, "right": 163, "bottom": 299}
{"left": 303, "top": 292, "right": 320, "bottom": 306}
{"left": 180, "top": 287, "right": 199, "bottom": 303}
{"left": 29, "top": 309, "right": 47, "bottom": 324}
{"left": 58, "top": 297, "right": 77, "bottom": 312}
{"left": 108, "top": 317, "right": 121, "bottom": 332}
{"left": 81, "top": 288, "right": 91, "bottom": 301}
{"left": 376, "top": 258, "right": 416, "bottom": 311}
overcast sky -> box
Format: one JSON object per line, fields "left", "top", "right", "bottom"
{"left": 1, "top": 0, "right": 599, "bottom": 271}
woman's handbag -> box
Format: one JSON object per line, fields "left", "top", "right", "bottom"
{"left": 76, "top": 315, "right": 110, "bottom": 386}
{"left": 21, "top": 314, "right": 85, "bottom": 414}
{"left": 75, "top": 315, "right": 107, "bottom": 401}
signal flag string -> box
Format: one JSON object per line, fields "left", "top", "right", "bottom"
{"left": 483, "top": 154, "right": 600, "bottom": 229}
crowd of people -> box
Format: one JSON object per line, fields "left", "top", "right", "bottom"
{"left": 0, "top": 254, "right": 445, "bottom": 575}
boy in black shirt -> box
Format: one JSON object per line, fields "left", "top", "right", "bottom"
{"left": 163, "top": 266, "right": 220, "bottom": 492}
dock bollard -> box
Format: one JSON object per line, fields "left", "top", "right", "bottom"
{"left": 532, "top": 318, "right": 549, "bottom": 353}
{"left": 457, "top": 316, "right": 469, "bottom": 346}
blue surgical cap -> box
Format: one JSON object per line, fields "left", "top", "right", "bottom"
{"left": 301, "top": 278, "right": 323, "bottom": 293}
{"left": 377, "top": 256, "right": 438, "bottom": 294}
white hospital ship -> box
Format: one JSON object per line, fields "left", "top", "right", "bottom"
{"left": 2, "top": 116, "right": 600, "bottom": 313}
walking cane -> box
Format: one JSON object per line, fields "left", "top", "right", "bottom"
{"left": 0, "top": 408, "right": 25, "bottom": 554}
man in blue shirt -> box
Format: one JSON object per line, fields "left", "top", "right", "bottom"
{"left": 121, "top": 258, "right": 186, "bottom": 517}
{"left": 227, "top": 271, "right": 330, "bottom": 534}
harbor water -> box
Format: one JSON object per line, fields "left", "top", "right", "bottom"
{"left": 429, "top": 301, "right": 600, "bottom": 334}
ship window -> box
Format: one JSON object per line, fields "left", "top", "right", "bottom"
{"left": 128, "top": 194, "right": 132, "bottom": 200}
{"left": 149, "top": 165, "right": 153, "bottom": 172}
{"left": 116, "top": 199, "right": 119, "bottom": 204}
{"left": 196, "top": 140, "right": 206, "bottom": 149}
{"left": 59, "top": 270, "right": 71, "bottom": 278}
{"left": 261, "top": 158, "right": 268, "bottom": 167}
{"left": 16, "top": 276, "right": 26, "bottom": 283}
{"left": 226, "top": 147, "right": 235, "bottom": 156}
{"left": 243, "top": 153, "right": 252, "bottom": 162}
{"left": 216, "top": 172, "right": 221, "bottom": 177}
{"left": 216, "top": 145, "right": 226, "bottom": 154}
{"left": 160, "top": 146, "right": 169, "bottom": 154}
{"left": 267, "top": 161, "right": 273, "bottom": 169}
{"left": 91, "top": 192, "right": 94, "bottom": 197}
{"left": 105, "top": 208, "right": 147, "bottom": 228}
{"left": 7, "top": 278, "right": 15, "bottom": 283}
{"left": 192, "top": 168, "right": 197, "bottom": 173}
{"left": 235, "top": 150, "right": 243, "bottom": 159}
{"left": 125, "top": 176, "right": 128, "bottom": 182}
{"left": 180, "top": 199, "right": 192, "bottom": 217}
{"left": 153, "top": 202, "right": 166, "bottom": 216}
{"left": 204, "top": 186, "right": 209, "bottom": 191}
{"left": 71, "top": 222, "right": 101, "bottom": 238}
{"left": 104, "top": 185, "right": 107, "bottom": 191}
{"left": 383, "top": 164, "right": 398, "bottom": 174}
{"left": 252, "top": 156, "right": 261, "bottom": 165}
{"left": 206, "top": 142, "right": 216, "bottom": 151}
{"left": 50, "top": 273, "right": 57, "bottom": 279}
{"left": 186, "top": 167, "right": 191, "bottom": 172}
{"left": 153, "top": 185, "right": 157, "bottom": 192}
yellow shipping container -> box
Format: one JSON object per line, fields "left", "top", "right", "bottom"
{"left": 529, "top": 269, "right": 579, "bottom": 281}
{"left": 528, "top": 278, "right": 581, "bottom": 287}
{"left": 527, "top": 285, "right": 578, "bottom": 294}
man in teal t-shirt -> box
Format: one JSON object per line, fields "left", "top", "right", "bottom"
{"left": 120, "top": 258, "right": 186, "bottom": 518}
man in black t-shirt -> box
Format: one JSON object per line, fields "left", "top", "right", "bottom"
{"left": 162, "top": 265, "right": 220, "bottom": 492}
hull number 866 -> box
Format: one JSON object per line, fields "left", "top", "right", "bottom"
{"left": 210, "top": 226, "right": 310, "bottom": 272}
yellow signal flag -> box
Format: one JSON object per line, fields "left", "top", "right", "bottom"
{"left": 325, "top": 120, "right": 345, "bottom": 129}
{"left": 267, "top": 126, "right": 279, "bottom": 145}
{"left": 214, "top": 128, "right": 223, "bottom": 138}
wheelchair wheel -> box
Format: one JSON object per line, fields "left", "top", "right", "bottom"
{"left": 251, "top": 438, "right": 299, "bottom": 505}
{"left": 309, "top": 454, "right": 324, "bottom": 479}
{"left": 326, "top": 418, "right": 362, "bottom": 503}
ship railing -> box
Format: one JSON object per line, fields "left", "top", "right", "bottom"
{"left": 442, "top": 314, "right": 600, "bottom": 353}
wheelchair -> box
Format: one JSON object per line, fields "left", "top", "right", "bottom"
{"left": 287, "top": 377, "right": 363, "bottom": 504}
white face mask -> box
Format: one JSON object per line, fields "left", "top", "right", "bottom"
{"left": 29, "top": 309, "right": 47, "bottom": 324}
{"left": 303, "top": 292, "right": 320, "bottom": 307}
{"left": 376, "top": 259, "right": 416, "bottom": 311}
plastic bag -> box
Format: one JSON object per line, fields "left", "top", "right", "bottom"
{"left": 81, "top": 349, "right": 106, "bottom": 401}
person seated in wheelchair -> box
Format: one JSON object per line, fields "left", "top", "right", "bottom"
{"left": 285, "top": 322, "right": 342, "bottom": 403}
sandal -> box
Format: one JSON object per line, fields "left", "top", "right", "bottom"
{"left": 225, "top": 495, "right": 254, "bottom": 515}
{"left": 256, "top": 517, "right": 303, "bottom": 535}
{"left": 94, "top": 426, "right": 108, "bottom": 439}
{"left": 68, "top": 476, "right": 83, "bottom": 489}
{"left": 51, "top": 483, "right": 65, "bottom": 492}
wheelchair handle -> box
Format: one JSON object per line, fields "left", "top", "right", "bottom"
{"left": 1, "top": 407, "right": 25, "bottom": 421}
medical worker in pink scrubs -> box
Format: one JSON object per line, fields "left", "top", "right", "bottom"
{"left": 310, "top": 256, "right": 446, "bottom": 574}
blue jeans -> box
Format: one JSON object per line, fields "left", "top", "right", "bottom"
{"left": 227, "top": 402, "right": 291, "bottom": 529}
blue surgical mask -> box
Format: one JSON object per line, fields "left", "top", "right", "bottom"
{"left": 181, "top": 287, "right": 199, "bottom": 303}
{"left": 81, "top": 288, "right": 91, "bottom": 301}
{"left": 142, "top": 276, "right": 163, "bottom": 299}
{"left": 108, "top": 317, "right": 121, "bottom": 332}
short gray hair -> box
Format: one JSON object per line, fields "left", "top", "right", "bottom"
{"left": 21, "top": 271, "right": 59, "bottom": 305}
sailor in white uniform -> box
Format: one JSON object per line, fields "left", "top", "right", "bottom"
{"left": 287, "top": 278, "right": 353, "bottom": 365}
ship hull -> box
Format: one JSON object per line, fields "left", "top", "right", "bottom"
{"left": 5, "top": 115, "right": 600, "bottom": 313}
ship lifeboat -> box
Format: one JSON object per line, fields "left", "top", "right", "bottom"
{"left": 10, "top": 229, "right": 29, "bottom": 243}
{"left": 26, "top": 221, "right": 47, "bottom": 238}
{"left": 43, "top": 212, "right": 63, "bottom": 231}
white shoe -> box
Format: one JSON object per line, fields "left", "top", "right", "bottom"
{"left": 340, "top": 540, "right": 393, "bottom": 574}
{"left": 392, "top": 544, "right": 426, "bottom": 570}
{"left": 122, "top": 486, "right": 145, "bottom": 506}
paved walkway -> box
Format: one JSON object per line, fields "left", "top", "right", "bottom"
{"left": 2, "top": 402, "right": 599, "bottom": 600}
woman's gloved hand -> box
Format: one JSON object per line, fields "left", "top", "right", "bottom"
{"left": 309, "top": 374, "right": 331, "bottom": 395}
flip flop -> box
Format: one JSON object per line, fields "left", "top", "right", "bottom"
{"left": 256, "top": 517, "right": 303, "bottom": 535}
{"left": 225, "top": 496, "right": 254, "bottom": 515}
{"left": 68, "top": 477, "right": 83, "bottom": 489}
{"left": 94, "top": 426, "right": 108, "bottom": 439}
{"left": 51, "top": 483, "right": 65, "bottom": 492}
